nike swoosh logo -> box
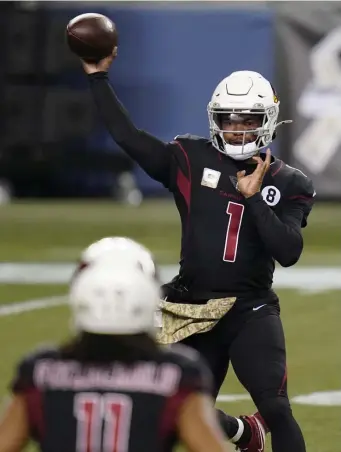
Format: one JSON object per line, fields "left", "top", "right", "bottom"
{"left": 253, "top": 304, "right": 266, "bottom": 311}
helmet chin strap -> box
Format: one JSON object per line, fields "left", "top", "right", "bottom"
{"left": 221, "top": 139, "right": 259, "bottom": 160}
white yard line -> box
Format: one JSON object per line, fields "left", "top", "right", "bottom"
{"left": 0, "top": 263, "right": 340, "bottom": 292}
{"left": 0, "top": 296, "right": 66, "bottom": 317}
{"left": 216, "top": 391, "right": 341, "bottom": 406}
{"left": 217, "top": 394, "right": 251, "bottom": 402}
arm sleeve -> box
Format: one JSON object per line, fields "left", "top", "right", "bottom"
{"left": 88, "top": 72, "right": 177, "bottom": 186}
{"left": 245, "top": 174, "right": 315, "bottom": 267}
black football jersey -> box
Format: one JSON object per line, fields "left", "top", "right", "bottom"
{"left": 88, "top": 76, "right": 315, "bottom": 303}
{"left": 162, "top": 135, "right": 315, "bottom": 300}
{"left": 11, "top": 344, "right": 211, "bottom": 452}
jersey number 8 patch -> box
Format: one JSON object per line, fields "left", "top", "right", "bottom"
{"left": 261, "top": 186, "right": 281, "bottom": 206}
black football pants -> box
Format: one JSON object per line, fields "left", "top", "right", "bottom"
{"left": 180, "top": 300, "right": 286, "bottom": 400}
{"left": 180, "top": 299, "right": 306, "bottom": 452}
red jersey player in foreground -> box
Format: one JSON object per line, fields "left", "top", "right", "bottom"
{"left": 0, "top": 247, "right": 233, "bottom": 452}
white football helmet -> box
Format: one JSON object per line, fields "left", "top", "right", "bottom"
{"left": 207, "top": 70, "right": 291, "bottom": 160}
{"left": 69, "top": 257, "right": 160, "bottom": 335}
{"left": 77, "top": 237, "right": 157, "bottom": 280}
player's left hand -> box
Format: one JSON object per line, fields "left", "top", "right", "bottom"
{"left": 236, "top": 148, "right": 271, "bottom": 198}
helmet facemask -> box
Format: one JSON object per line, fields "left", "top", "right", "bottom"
{"left": 208, "top": 105, "right": 280, "bottom": 160}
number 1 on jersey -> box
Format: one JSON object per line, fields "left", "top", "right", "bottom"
{"left": 223, "top": 202, "right": 244, "bottom": 262}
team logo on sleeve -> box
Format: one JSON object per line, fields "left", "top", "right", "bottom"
{"left": 201, "top": 168, "right": 221, "bottom": 189}
{"left": 261, "top": 185, "right": 281, "bottom": 206}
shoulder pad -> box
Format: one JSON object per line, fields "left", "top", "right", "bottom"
{"left": 170, "top": 343, "right": 202, "bottom": 363}
{"left": 168, "top": 344, "right": 213, "bottom": 394}
{"left": 283, "top": 164, "right": 316, "bottom": 198}
{"left": 19, "top": 344, "right": 59, "bottom": 366}
{"left": 279, "top": 163, "right": 315, "bottom": 228}
{"left": 161, "top": 343, "right": 202, "bottom": 367}
{"left": 11, "top": 344, "right": 59, "bottom": 393}
{"left": 173, "top": 133, "right": 207, "bottom": 142}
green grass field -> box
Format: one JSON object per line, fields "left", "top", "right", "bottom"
{"left": 0, "top": 201, "right": 340, "bottom": 451}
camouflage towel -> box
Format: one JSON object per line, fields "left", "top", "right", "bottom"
{"left": 156, "top": 297, "right": 236, "bottom": 344}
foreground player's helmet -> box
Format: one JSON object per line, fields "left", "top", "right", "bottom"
{"left": 76, "top": 237, "right": 157, "bottom": 280}
{"left": 207, "top": 70, "right": 291, "bottom": 160}
{"left": 69, "top": 257, "right": 160, "bottom": 335}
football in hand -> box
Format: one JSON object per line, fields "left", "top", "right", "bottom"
{"left": 66, "top": 13, "right": 118, "bottom": 63}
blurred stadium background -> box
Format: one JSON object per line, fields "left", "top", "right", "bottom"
{"left": 0, "top": 1, "right": 340, "bottom": 451}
